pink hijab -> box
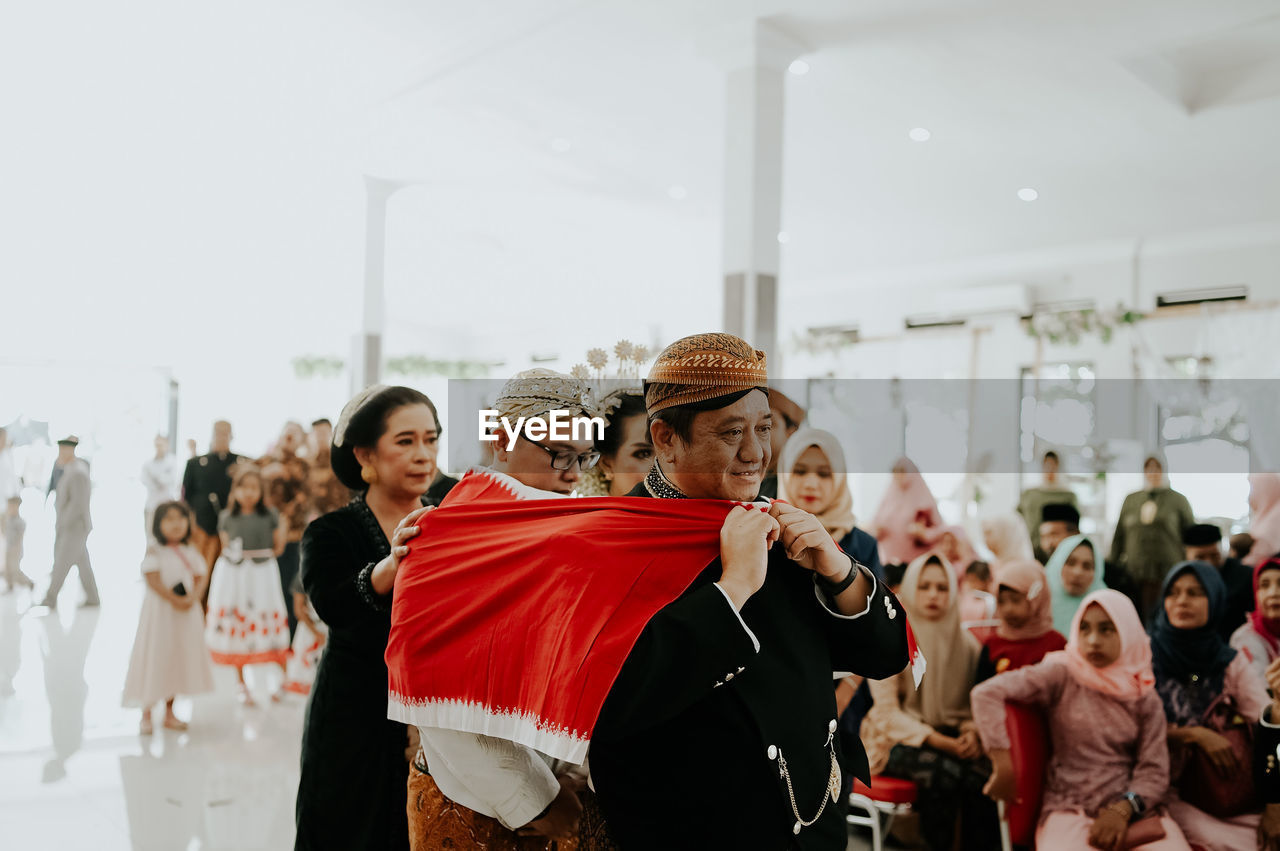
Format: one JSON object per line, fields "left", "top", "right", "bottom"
{"left": 871, "top": 457, "right": 942, "bottom": 565}
{"left": 994, "top": 559, "right": 1055, "bottom": 641}
{"left": 1245, "top": 473, "right": 1280, "bottom": 566}
{"left": 1049, "top": 589, "right": 1155, "bottom": 701}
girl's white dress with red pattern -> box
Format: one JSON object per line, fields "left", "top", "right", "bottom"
{"left": 283, "top": 599, "right": 327, "bottom": 694}
{"left": 205, "top": 545, "right": 290, "bottom": 666}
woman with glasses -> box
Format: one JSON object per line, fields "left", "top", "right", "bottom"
{"left": 407, "top": 370, "right": 616, "bottom": 850}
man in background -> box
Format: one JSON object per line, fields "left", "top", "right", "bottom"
{"left": 1184, "top": 522, "right": 1253, "bottom": 641}
{"left": 1019, "top": 450, "right": 1078, "bottom": 561}
{"left": 40, "top": 437, "right": 99, "bottom": 609}
{"left": 141, "top": 435, "right": 177, "bottom": 539}
{"left": 306, "top": 418, "right": 349, "bottom": 519}
{"left": 182, "top": 421, "right": 241, "bottom": 572}
{"left": 756, "top": 386, "right": 805, "bottom": 500}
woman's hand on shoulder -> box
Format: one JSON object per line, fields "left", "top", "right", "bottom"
{"left": 370, "top": 506, "right": 434, "bottom": 595}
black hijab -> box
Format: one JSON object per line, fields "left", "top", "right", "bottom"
{"left": 1149, "top": 560, "right": 1238, "bottom": 683}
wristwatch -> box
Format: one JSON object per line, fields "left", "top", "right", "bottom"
{"left": 818, "top": 561, "right": 860, "bottom": 595}
{"left": 1119, "top": 792, "right": 1146, "bottom": 821}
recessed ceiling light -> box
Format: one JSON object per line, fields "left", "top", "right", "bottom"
{"left": 1018, "top": 187, "right": 1039, "bottom": 201}
{"left": 550, "top": 138, "right": 572, "bottom": 153}
{"left": 788, "top": 59, "right": 809, "bottom": 76}
{"left": 908, "top": 127, "right": 931, "bottom": 142}
{"left": 777, "top": 231, "right": 791, "bottom": 244}
{"left": 667, "top": 185, "right": 687, "bottom": 201}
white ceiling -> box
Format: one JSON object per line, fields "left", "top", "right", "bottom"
{"left": 3, "top": 0, "right": 1278, "bottom": 370}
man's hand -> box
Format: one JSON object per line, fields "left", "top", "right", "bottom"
{"left": 1087, "top": 803, "right": 1130, "bottom": 851}
{"left": 519, "top": 775, "right": 582, "bottom": 842}
{"left": 835, "top": 676, "right": 861, "bottom": 717}
{"left": 718, "top": 505, "right": 780, "bottom": 609}
{"left": 767, "top": 501, "right": 845, "bottom": 580}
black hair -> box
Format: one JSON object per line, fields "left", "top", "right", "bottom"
{"left": 152, "top": 500, "right": 193, "bottom": 545}
{"left": 311, "top": 418, "right": 331, "bottom": 428}
{"left": 1043, "top": 450, "right": 1059, "bottom": 463}
{"left": 648, "top": 387, "right": 767, "bottom": 443}
{"left": 331, "top": 386, "right": 440, "bottom": 492}
{"left": 964, "top": 560, "right": 992, "bottom": 583}
{"left": 229, "top": 467, "right": 270, "bottom": 516}
{"left": 883, "top": 562, "right": 908, "bottom": 588}
{"left": 597, "top": 394, "right": 648, "bottom": 457}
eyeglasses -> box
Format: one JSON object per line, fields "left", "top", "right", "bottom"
{"left": 521, "top": 436, "right": 600, "bottom": 471}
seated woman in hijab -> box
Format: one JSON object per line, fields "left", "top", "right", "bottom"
{"left": 976, "top": 559, "right": 1066, "bottom": 681}
{"left": 974, "top": 590, "right": 1192, "bottom": 850}
{"left": 1230, "top": 556, "right": 1280, "bottom": 686}
{"left": 1046, "top": 533, "right": 1107, "bottom": 635}
{"left": 1151, "top": 561, "right": 1280, "bottom": 851}
{"left": 981, "top": 513, "right": 1034, "bottom": 575}
{"left": 775, "top": 427, "right": 881, "bottom": 578}
{"left": 861, "top": 553, "right": 999, "bottom": 850}
{"left": 870, "top": 458, "right": 943, "bottom": 566}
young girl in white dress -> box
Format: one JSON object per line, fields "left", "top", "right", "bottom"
{"left": 204, "top": 467, "right": 290, "bottom": 704}
{"left": 122, "top": 501, "right": 215, "bottom": 734}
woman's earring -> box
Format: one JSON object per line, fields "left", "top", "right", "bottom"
{"left": 361, "top": 465, "right": 378, "bottom": 485}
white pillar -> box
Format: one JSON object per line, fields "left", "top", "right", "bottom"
{"left": 355, "top": 176, "right": 411, "bottom": 394}
{"left": 709, "top": 20, "right": 806, "bottom": 372}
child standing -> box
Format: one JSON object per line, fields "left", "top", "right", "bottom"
{"left": 282, "top": 573, "right": 327, "bottom": 696}
{"left": 204, "top": 467, "right": 290, "bottom": 705}
{"left": 122, "top": 501, "right": 215, "bottom": 733}
{"left": 1, "top": 495, "right": 34, "bottom": 591}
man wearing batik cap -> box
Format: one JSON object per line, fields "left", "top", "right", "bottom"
{"left": 486, "top": 368, "right": 603, "bottom": 496}
{"left": 411, "top": 368, "right": 602, "bottom": 844}
{"left": 588, "top": 333, "right": 910, "bottom": 849}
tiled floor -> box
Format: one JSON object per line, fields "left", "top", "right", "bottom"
{"left": 0, "top": 485, "right": 303, "bottom": 850}
{"left": 0, "top": 482, "right": 881, "bottom": 850}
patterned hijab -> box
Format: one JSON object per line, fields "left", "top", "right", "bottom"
{"left": 898, "top": 553, "right": 982, "bottom": 729}
{"left": 1053, "top": 589, "right": 1155, "bottom": 701}
{"left": 994, "top": 559, "right": 1055, "bottom": 641}
{"left": 1045, "top": 534, "right": 1107, "bottom": 634}
{"left": 777, "top": 427, "right": 856, "bottom": 541}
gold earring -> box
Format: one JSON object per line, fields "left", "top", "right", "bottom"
{"left": 361, "top": 465, "right": 378, "bottom": 485}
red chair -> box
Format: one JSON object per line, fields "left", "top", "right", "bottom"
{"left": 847, "top": 774, "right": 917, "bottom": 850}
{"left": 1003, "top": 700, "right": 1051, "bottom": 848}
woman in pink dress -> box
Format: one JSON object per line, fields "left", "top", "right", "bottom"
{"left": 870, "top": 457, "right": 942, "bottom": 565}
{"left": 973, "top": 589, "right": 1192, "bottom": 850}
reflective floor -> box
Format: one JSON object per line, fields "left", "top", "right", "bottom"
{"left": 0, "top": 485, "right": 302, "bottom": 851}
{"left": 0, "top": 483, "right": 876, "bottom": 850}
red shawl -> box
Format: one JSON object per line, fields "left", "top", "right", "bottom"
{"left": 386, "top": 467, "right": 923, "bottom": 763}
{"left": 386, "top": 469, "right": 737, "bottom": 762}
